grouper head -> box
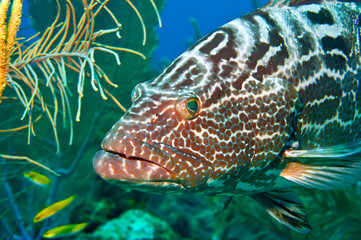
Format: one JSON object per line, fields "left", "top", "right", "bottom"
{"left": 92, "top": 18, "right": 302, "bottom": 195}
{"left": 93, "top": 79, "right": 213, "bottom": 194}
{"left": 92, "top": 74, "right": 214, "bottom": 194}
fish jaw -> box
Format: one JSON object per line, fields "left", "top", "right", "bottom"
{"left": 92, "top": 130, "right": 213, "bottom": 191}
{"left": 93, "top": 150, "right": 177, "bottom": 183}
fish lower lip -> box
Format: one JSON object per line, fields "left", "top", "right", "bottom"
{"left": 92, "top": 150, "right": 178, "bottom": 183}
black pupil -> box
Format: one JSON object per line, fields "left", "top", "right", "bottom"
{"left": 187, "top": 100, "right": 198, "bottom": 113}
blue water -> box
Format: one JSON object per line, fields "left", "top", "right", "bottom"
{"left": 19, "top": 0, "right": 37, "bottom": 39}
{"left": 20, "top": 0, "right": 269, "bottom": 69}
{"left": 152, "top": 0, "right": 269, "bottom": 67}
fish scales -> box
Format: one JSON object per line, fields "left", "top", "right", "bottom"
{"left": 93, "top": 0, "right": 361, "bottom": 232}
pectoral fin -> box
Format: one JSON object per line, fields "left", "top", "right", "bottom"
{"left": 252, "top": 189, "right": 311, "bottom": 233}
{"left": 281, "top": 140, "right": 361, "bottom": 190}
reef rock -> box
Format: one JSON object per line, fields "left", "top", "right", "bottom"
{"left": 89, "top": 209, "right": 179, "bottom": 240}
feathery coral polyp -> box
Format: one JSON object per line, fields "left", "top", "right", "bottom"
{"left": 0, "top": 0, "right": 22, "bottom": 104}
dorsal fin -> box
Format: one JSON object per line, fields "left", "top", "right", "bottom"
{"left": 264, "top": 0, "right": 341, "bottom": 8}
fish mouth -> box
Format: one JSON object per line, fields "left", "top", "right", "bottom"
{"left": 93, "top": 150, "right": 178, "bottom": 183}
{"left": 92, "top": 132, "right": 213, "bottom": 189}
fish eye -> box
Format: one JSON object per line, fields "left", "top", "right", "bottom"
{"left": 175, "top": 94, "right": 201, "bottom": 120}
{"left": 186, "top": 99, "right": 199, "bottom": 114}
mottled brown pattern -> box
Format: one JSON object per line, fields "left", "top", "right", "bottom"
{"left": 93, "top": 1, "right": 361, "bottom": 197}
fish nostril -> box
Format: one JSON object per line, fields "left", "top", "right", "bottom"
{"left": 131, "top": 83, "right": 142, "bottom": 103}
{"left": 151, "top": 113, "right": 160, "bottom": 124}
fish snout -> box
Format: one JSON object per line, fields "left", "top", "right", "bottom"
{"left": 93, "top": 132, "right": 213, "bottom": 190}
{"left": 93, "top": 132, "right": 178, "bottom": 183}
{"left": 92, "top": 150, "right": 177, "bottom": 183}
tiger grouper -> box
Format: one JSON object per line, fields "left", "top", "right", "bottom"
{"left": 93, "top": 0, "right": 361, "bottom": 232}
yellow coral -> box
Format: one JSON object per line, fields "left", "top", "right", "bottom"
{"left": 0, "top": 0, "right": 22, "bottom": 104}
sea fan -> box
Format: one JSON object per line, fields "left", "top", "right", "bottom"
{"left": 1, "top": 0, "right": 162, "bottom": 150}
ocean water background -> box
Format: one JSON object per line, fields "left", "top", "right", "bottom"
{"left": 153, "top": 0, "right": 269, "bottom": 68}
{"left": 2, "top": 0, "right": 361, "bottom": 239}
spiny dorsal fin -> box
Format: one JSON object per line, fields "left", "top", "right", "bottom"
{"left": 281, "top": 139, "right": 361, "bottom": 190}
{"left": 264, "top": 0, "right": 342, "bottom": 8}
{"left": 252, "top": 189, "right": 312, "bottom": 233}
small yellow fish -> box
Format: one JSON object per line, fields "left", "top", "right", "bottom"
{"left": 42, "top": 222, "right": 88, "bottom": 238}
{"left": 33, "top": 195, "right": 76, "bottom": 223}
{"left": 23, "top": 171, "right": 51, "bottom": 186}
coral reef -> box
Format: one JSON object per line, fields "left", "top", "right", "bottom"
{"left": 79, "top": 209, "right": 179, "bottom": 240}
